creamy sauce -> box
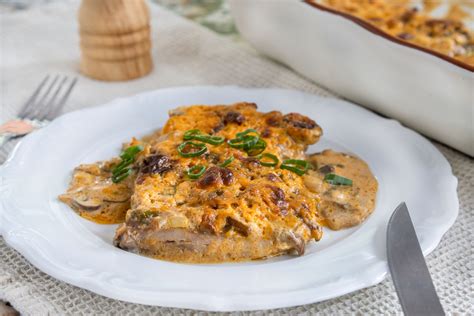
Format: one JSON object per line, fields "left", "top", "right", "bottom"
{"left": 304, "top": 150, "right": 378, "bottom": 230}
{"left": 59, "top": 159, "right": 133, "bottom": 224}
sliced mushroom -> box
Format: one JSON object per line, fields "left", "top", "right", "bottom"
{"left": 225, "top": 217, "right": 250, "bottom": 237}
{"left": 71, "top": 197, "right": 103, "bottom": 212}
{"left": 278, "top": 230, "right": 305, "bottom": 256}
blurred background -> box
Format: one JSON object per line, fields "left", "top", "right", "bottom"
{"left": 0, "top": 0, "right": 239, "bottom": 37}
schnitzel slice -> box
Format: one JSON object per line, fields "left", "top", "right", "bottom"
{"left": 114, "top": 103, "right": 325, "bottom": 262}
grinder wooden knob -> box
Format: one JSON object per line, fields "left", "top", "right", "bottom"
{"left": 78, "top": 0, "right": 153, "bottom": 81}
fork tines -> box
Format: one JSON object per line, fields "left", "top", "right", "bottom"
{"left": 17, "top": 75, "right": 78, "bottom": 121}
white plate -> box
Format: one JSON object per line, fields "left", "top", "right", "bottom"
{"left": 0, "top": 86, "right": 458, "bottom": 311}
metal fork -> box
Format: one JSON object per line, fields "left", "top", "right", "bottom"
{"left": 0, "top": 75, "right": 77, "bottom": 148}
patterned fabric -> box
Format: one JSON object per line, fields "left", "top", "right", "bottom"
{"left": 0, "top": 1, "right": 473, "bottom": 315}
{"left": 153, "top": 0, "right": 237, "bottom": 37}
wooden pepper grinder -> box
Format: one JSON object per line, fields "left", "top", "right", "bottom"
{"left": 78, "top": 0, "right": 153, "bottom": 81}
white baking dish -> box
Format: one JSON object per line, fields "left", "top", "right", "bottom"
{"left": 230, "top": 0, "right": 474, "bottom": 156}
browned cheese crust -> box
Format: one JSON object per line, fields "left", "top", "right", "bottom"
{"left": 113, "top": 103, "right": 325, "bottom": 262}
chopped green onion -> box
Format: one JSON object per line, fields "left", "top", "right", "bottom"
{"left": 120, "top": 145, "right": 143, "bottom": 160}
{"left": 324, "top": 173, "right": 353, "bottom": 186}
{"left": 183, "top": 129, "right": 224, "bottom": 145}
{"left": 228, "top": 128, "right": 265, "bottom": 155}
{"left": 228, "top": 129, "right": 261, "bottom": 150}
{"left": 187, "top": 165, "right": 207, "bottom": 179}
{"left": 258, "top": 153, "right": 279, "bottom": 167}
{"left": 183, "top": 129, "right": 202, "bottom": 140}
{"left": 113, "top": 160, "right": 130, "bottom": 174}
{"left": 220, "top": 156, "right": 235, "bottom": 167}
{"left": 195, "top": 135, "right": 225, "bottom": 145}
{"left": 113, "top": 165, "right": 131, "bottom": 177}
{"left": 112, "top": 169, "right": 132, "bottom": 183}
{"left": 236, "top": 129, "right": 259, "bottom": 139}
{"left": 280, "top": 159, "right": 310, "bottom": 176}
{"left": 183, "top": 129, "right": 225, "bottom": 145}
{"left": 228, "top": 135, "right": 259, "bottom": 149}
{"left": 246, "top": 139, "right": 267, "bottom": 156}
{"left": 111, "top": 145, "right": 143, "bottom": 183}
{"left": 178, "top": 141, "right": 207, "bottom": 158}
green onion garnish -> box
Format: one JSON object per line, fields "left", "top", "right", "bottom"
{"left": 228, "top": 129, "right": 261, "bottom": 151}
{"left": 220, "top": 156, "right": 235, "bottom": 167}
{"left": 187, "top": 165, "right": 207, "bottom": 179}
{"left": 178, "top": 141, "right": 207, "bottom": 158}
{"left": 113, "top": 159, "right": 132, "bottom": 174}
{"left": 236, "top": 128, "right": 259, "bottom": 139}
{"left": 112, "top": 169, "right": 132, "bottom": 183}
{"left": 228, "top": 135, "right": 258, "bottom": 149}
{"left": 228, "top": 128, "right": 267, "bottom": 156}
{"left": 183, "top": 129, "right": 225, "bottom": 145}
{"left": 120, "top": 145, "right": 143, "bottom": 160}
{"left": 197, "top": 135, "right": 225, "bottom": 146}
{"left": 246, "top": 139, "right": 267, "bottom": 156}
{"left": 111, "top": 145, "right": 143, "bottom": 183}
{"left": 183, "top": 129, "right": 201, "bottom": 140}
{"left": 280, "top": 159, "right": 310, "bottom": 176}
{"left": 113, "top": 165, "right": 131, "bottom": 177}
{"left": 258, "top": 153, "right": 279, "bottom": 167}
{"left": 237, "top": 129, "right": 261, "bottom": 152}
{"left": 324, "top": 173, "right": 353, "bottom": 186}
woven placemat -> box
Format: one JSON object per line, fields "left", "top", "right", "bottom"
{"left": 1, "top": 1, "right": 473, "bottom": 314}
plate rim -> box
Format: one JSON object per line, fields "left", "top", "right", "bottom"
{"left": 0, "top": 86, "right": 459, "bottom": 311}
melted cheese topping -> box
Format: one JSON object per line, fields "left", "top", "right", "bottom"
{"left": 132, "top": 104, "right": 323, "bottom": 241}
{"left": 319, "top": 0, "right": 474, "bottom": 65}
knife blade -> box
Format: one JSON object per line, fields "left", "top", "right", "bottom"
{"left": 387, "top": 202, "right": 445, "bottom": 316}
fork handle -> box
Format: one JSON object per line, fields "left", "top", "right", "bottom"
{"left": 0, "top": 119, "right": 48, "bottom": 148}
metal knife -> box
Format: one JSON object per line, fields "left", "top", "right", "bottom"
{"left": 387, "top": 202, "right": 445, "bottom": 316}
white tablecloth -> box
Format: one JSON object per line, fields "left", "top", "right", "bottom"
{"left": 0, "top": 1, "right": 473, "bottom": 314}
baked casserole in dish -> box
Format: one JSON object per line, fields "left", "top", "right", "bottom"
{"left": 230, "top": 0, "right": 474, "bottom": 156}
{"left": 313, "top": 0, "right": 474, "bottom": 67}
